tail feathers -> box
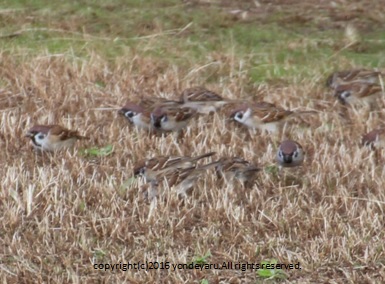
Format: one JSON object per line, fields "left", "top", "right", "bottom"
{"left": 293, "top": 110, "right": 318, "bottom": 116}
{"left": 193, "top": 152, "right": 216, "bottom": 162}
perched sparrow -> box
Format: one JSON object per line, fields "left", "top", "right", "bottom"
{"left": 134, "top": 152, "right": 216, "bottom": 177}
{"left": 333, "top": 82, "right": 383, "bottom": 106}
{"left": 151, "top": 106, "right": 196, "bottom": 132}
{"left": 229, "top": 101, "right": 315, "bottom": 134}
{"left": 179, "top": 86, "right": 229, "bottom": 114}
{"left": 119, "top": 98, "right": 180, "bottom": 131}
{"left": 362, "top": 129, "right": 385, "bottom": 150}
{"left": 276, "top": 140, "right": 304, "bottom": 168}
{"left": 215, "top": 157, "right": 260, "bottom": 187}
{"left": 25, "top": 124, "right": 88, "bottom": 152}
{"left": 326, "top": 69, "right": 383, "bottom": 89}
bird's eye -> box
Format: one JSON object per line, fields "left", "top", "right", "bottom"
{"left": 37, "top": 134, "right": 45, "bottom": 140}
{"left": 139, "top": 167, "right": 146, "bottom": 175}
{"left": 235, "top": 112, "right": 243, "bottom": 120}
{"left": 293, "top": 151, "right": 298, "bottom": 158}
{"left": 278, "top": 151, "right": 283, "bottom": 158}
{"left": 161, "top": 115, "right": 168, "bottom": 122}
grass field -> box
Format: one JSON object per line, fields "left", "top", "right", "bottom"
{"left": 1, "top": 0, "right": 385, "bottom": 283}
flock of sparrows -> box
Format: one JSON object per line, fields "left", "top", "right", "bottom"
{"left": 25, "top": 68, "right": 384, "bottom": 200}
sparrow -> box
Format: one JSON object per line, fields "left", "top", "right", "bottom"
{"left": 276, "top": 140, "right": 304, "bottom": 168}
{"left": 333, "top": 82, "right": 383, "bottom": 106}
{"left": 229, "top": 101, "right": 315, "bottom": 134}
{"left": 25, "top": 124, "right": 88, "bottom": 152}
{"left": 362, "top": 128, "right": 385, "bottom": 150}
{"left": 215, "top": 157, "right": 260, "bottom": 187}
{"left": 326, "top": 69, "right": 383, "bottom": 89}
{"left": 119, "top": 98, "right": 181, "bottom": 131}
{"left": 179, "top": 86, "right": 229, "bottom": 114}
{"left": 119, "top": 102, "right": 152, "bottom": 130}
{"left": 140, "top": 162, "right": 218, "bottom": 198}
{"left": 151, "top": 106, "right": 197, "bottom": 132}
{"left": 134, "top": 152, "right": 216, "bottom": 177}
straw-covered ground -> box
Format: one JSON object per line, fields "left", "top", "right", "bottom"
{"left": 1, "top": 0, "right": 385, "bottom": 283}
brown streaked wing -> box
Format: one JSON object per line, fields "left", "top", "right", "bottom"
{"left": 181, "top": 87, "right": 223, "bottom": 102}
{"left": 173, "top": 108, "right": 196, "bottom": 122}
{"left": 140, "top": 97, "right": 181, "bottom": 110}
{"left": 50, "top": 125, "right": 87, "bottom": 140}
{"left": 252, "top": 103, "right": 293, "bottom": 123}
{"left": 358, "top": 84, "right": 383, "bottom": 99}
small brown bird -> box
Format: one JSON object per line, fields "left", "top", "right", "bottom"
{"left": 229, "top": 101, "right": 315, "bottom": 134}
{"left": 134, "top": 152, "right": 216, "bottom": 177}
{"left": 333, "top": 82, "right": 383, "bottom": 106}
{"left": 140, "top": 162, "right": 218, "bottom": 198}
{"left": 25, "top": 124, "right": 88, "bottom": 152}
{"left": 276, "top": 140, "right": 304, "bottom": 168}
{"left": 119, "top": 97, "right": 181, "bottom": 131}
{"left": 135, "top": 152, "right": 217, "bottom": 198}
{"left": 215, "top": 157, "right": 260, "bottom": 187}
{"left": 119, "top": 102, "right": 152, "bottom": 130}
{"left": 151, "top": 106, "right": 196, "bottom": 132}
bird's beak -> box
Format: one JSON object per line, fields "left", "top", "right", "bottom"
{"left": 25, "top": 132, "right": 33, "bottom": 138}
{"left": 118, "top": 109, "right": 125, "bottom": 115}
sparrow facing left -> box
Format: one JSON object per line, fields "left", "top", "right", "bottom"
{"left": 276, "top": 140, "right": 304, "bottom": 168}
{"left": 229, "top": 101, "right": 315, "bottom": 134}
{"left": 25, "top": 124, "right": 88, "bottom": 152}
{"left": 119, "top": 98, "right": 181, "bottom": 131}
{"left": 333, "top": 82, "right": 383, "bottom": 106}
{"left": 151, "top": 106, "right": 197, "bottom": 132}
{"left": 119, "top": 102, "right": 152, "bottom": 130}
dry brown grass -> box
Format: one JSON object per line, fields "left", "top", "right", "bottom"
{"left": 1, "top": 1, "right": 385, "bottom": 283}
{"left": 1, "top": 50, "right": 385, "bottom": 283}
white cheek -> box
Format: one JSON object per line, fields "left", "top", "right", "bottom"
{"left": 237, "top": 108, "right": 251, "bottom": 123}
{"left": 35, "top": 136, "right": 46, "bottom": 145}
{"left": 294, "top": 150, "right": 304, "bottom": 163}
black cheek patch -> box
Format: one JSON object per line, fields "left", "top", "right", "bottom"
{"left": 31, "top": 135, "right": 42, "bottom": 147}
{"left": 153, "top": 119, "right": 162, "bottom": 128}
